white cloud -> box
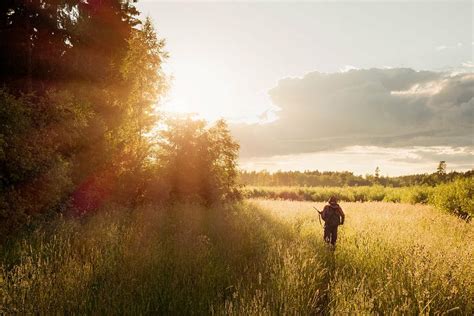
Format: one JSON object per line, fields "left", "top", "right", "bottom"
{"left": 339, "top": 65, "right": 359, "bottom": 72}
{"left": 390, "top": 79, "right": 447, "bottom": 96}
{"left": 462, "top": 61, "right": 474, "bottom": 68}
{"left": 436, "top": 45, "right": 447, "bottom": 51}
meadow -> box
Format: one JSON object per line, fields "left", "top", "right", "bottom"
{"left": 1, "top": 199, "right": 472, "bottom": 314}
{"left": 243, "top": 177, "right": 473, "bottom": 219}
{"left": 2, "top": 2, "right": 472, "bottom": 315}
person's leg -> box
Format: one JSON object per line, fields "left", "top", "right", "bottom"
{"left": 331, "top": 226, "right": 338, "bottom": 245}
{"left": 324, "top": 225, "right": 330, "bottom": 243}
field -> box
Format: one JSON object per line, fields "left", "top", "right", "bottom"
{"left": 243, "top": 179, "right": 474, "bottom": 219}
{"left": 1, "top": 200, "right": 473, "bottom": 314}
{"left": 253, "top": 200, "right": 473, "bottom": 314}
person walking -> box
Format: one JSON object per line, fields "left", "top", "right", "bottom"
{"left": 320, "top": 196, "right": 345, "bottom": 247}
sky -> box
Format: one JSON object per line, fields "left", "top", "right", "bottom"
{"left": 137, "top": 0, "right": 473, "bottom": 176}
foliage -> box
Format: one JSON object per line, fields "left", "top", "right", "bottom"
{"left": 0, "top": 89, "right": 90, "bottom": 236}
{"left": 155, "top": 117, "right": 241, "bottom": 204}
{"left": 239, "top": 168, "right": 474, "bottom": 187}
{"left": 430, "top": 178, "right": 473, "bottom": 220}
{"left": 0, "top": 2, "right": 184, "bottom": 235}
{"left": 242, "top": 185, "right": 435, "bottom": 204}
{"left": 240, "top": 170, "right": 371, "bottom": 187}
{"left": 1, "top": 201, "right": 472, "bottom": 314}
{"left": 437, "top": 160, "right": 447, "bottom": 175}
{"left": 108, "top": 18, "right": 169, "bottom": 204}
{"left": 0, "top": 0, "right": 139, "bottom": 93}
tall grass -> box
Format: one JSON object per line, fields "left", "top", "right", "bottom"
{"left": 243, "top": 178, "right": 474, "bottom": 218}
{"left": 253, "top": 200, "right": 474, "bottom": 314}
{"left": 0, "top": 203, "right": 327, "bottom": 314}
{"left": 1, "top": 200, "right": 472, "bottom": 314}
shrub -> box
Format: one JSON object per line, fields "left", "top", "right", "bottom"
{"left": 402, "top": 186, "right": 433, "bottom": 204}
{"left": 366, "top": 185, "right": 386, "bottom": 201}
{"left": 429, "top": 178, "right": 473, "bottom": 220}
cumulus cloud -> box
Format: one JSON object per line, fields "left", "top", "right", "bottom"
{"left": 231, "top": 68, "right": 474, "bottom": 158}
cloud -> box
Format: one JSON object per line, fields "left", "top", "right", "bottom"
{"left": 462, "top": 61, "right": 474, "bottom": 69}
{"left": 437, "top": 61, "right": 474, "bottom": 76}
{"left": 231, "top": 68, "right": 474, "bottom": 158}
{"left": 435, "top": 42, "right": 470, "bottom": 52}
{"left": 339, "top": 65, "right": 359, "bottom": 72}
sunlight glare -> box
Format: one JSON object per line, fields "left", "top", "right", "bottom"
{"left": 160, "top": 60, "right": 276, "bottom": 123}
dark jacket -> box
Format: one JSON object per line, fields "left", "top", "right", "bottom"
{"left": 321, "top": 203, "right": 345, "bottom": 226}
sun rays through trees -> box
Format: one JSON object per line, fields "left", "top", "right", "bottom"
{"left": 0, "top": 1, "right": 242, "bottom": 237}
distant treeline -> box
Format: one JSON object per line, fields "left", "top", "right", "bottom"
{"left": 239, "top": 168, "right": 474, "bottom": 187}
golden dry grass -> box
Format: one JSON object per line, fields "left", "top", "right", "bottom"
{"left": 1, "top": 200, "right": 472, "bottom": 314}
{"left": 252, "top": 199, "right": 474, "bottom": 314}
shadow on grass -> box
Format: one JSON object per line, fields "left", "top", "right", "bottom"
{"left": 0, "top": 200, "right": 347, "bottom": 314}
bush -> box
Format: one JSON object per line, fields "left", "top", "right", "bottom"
{"left": 402, "top": 186, "right": 433, "bottom": 204}
{"left": 366, "top": 185, "right": 386, "bottom": 201}
{"left": 242, "top": 185, "right": 435, "bottom": 204}
{"left": 429, "top": 178, "right": 473, "bottom": 220}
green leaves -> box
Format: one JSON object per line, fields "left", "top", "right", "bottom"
{"left": 155, "top": 117, "right": 240, "bottom": 204}
{"left": 430, "top": 178, "right": 473, "bottom": 220}
{"left": 0, "top": 89, "right": 89, "bottom": 236}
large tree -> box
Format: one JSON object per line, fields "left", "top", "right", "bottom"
{"left": 0, "top": 1, "right": 172, "bottom": 233}
{"left": 0, "top": 0, "right": 140, "bottom": 93}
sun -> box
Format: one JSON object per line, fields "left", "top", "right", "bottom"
{"left": 160, "top": 60, "right": 274, "bottom": 124}
{"left": 159, "top": 60, "right": 230, "bottom": 121}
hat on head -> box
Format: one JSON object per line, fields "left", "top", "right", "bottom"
{"left": 328, "top": 196, "right": 338, "bottom": 204}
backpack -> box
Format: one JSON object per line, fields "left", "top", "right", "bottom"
{"left": 323, "top": 206, "right": 341, "bottom": 226}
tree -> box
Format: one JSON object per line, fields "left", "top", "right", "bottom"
{"left": 65, "top": 0, "right": 143, "bottom": 179}
{"left": 0, "top": 0, "right": 77, "bottom": 93}
{"left": 155, "top": 117, "right": 240, "bottom": 204}
{"left": 109, "top": 18, "right": 168, "bottom": 204}
{"left": 0, "top": 89, "right": 90, "bottom": 236}
{"left": 0, "top": 1, "right": 168, "bottom": 231}
{"left": 118, "top": 17, "right": 168, "bottom": 168}
{"left": 207, "top": 119, "right": 240, "bottom": 200}
{"left": 437, "top": 161, "right": 447, "bottom": 176}
{"left": 374, "top": 166, "right": 380, "bottom": 183}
